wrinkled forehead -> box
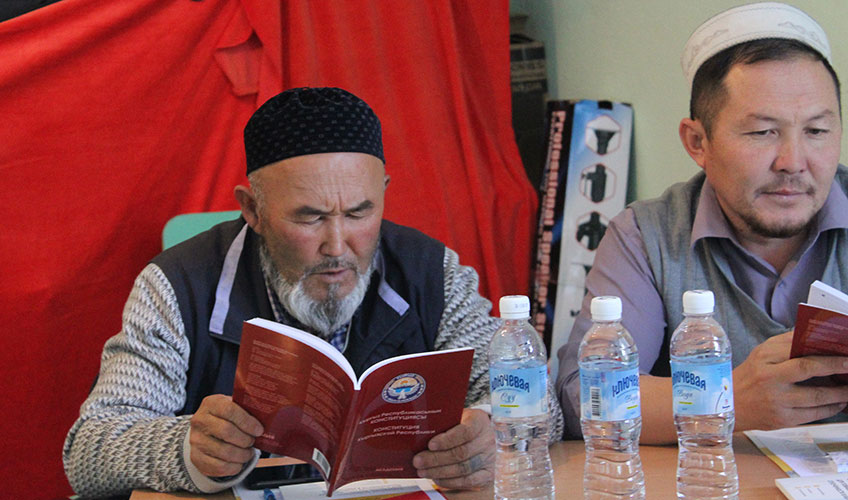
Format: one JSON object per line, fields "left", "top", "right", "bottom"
{"left": 254, "top": 152, "right": 387, "bottom": 206}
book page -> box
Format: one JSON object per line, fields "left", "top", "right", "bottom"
{"left": 776, "top": 474, "right": 848, "bottom": 500}
{"left": 808, "top": 281, "right": 848, "bottom": 314}
{"left": 332, "top": 348, "right": 474, "bottom": 489}
{"left": 233, "top": 320, "right": 357, "bottom": 475}
{"left": 276, "top": 478, "right": 445, "bottom": 500}
{"left": 746, "top": 423, "right": 848, "bottom": 477}
{"left": 248, "top": 318, "right": 357, "bottom": 383}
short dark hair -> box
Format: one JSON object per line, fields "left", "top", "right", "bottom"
{"left": 690, "top": 38, "right": 841, "bottom": 137}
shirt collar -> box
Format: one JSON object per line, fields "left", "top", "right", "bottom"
{"left": 691, "top": 174, "right": 848, "bottom": 248}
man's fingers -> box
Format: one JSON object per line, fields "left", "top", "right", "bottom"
{"left": 189, "top": 447, "right": 248, "bottom": 477}
{"left": 792, "top": 384, "right": 848, "bottom": 410}
{"left": 427, "top": 424, "right": 475, "bottom": 453}
{"left": 414, "top": 440, "right": 478, "bottom": 470}
{"left": 425, "top": 450, "right": 495, "bottom": 489}
{"left": 203, "top": 395, "right": 264, "bottom": 437}
{"left": 189, "top": 394, "right": 264, "bottom": 476}
{"left": 190, "top": 431, "right": 256, "bottom": 464}
{"left": 192, "top": 411, "right": 257, "bottom": 449}
{"left": 788, "top": 356, "right": 848, "bottom": 382}
{"left": 787, "top": 402, "right": 848, "bottom": 426}
{"left": 432, "top": 468, "right": 494, "bottom": 490}
{"left": 427, "top": 409, "right": 490, "bottom": 452}
{"left": 746, "top": 331, "right": 793, "bottom": 364}
{"left": 418, "top": 451, "right": 495, "bottom": 483}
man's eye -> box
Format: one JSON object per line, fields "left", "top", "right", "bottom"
{"left": 300, "top": 216, "right": 322, "bottom": 225}
{"left": 747, "top": 129, "right": 773, "bottom": 136}
{"left": 808, "top": 128, "right": 829, "bottom": 136}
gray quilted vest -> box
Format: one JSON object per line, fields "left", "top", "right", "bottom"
{"left": 630, "top": 167, "right": 848, "bottom": 377}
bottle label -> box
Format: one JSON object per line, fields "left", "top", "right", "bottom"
{"left": 671, "top": 360, "right": 734, "bottom": 415}
{"left": 579, "top": 366, "right": 640, "bottom": 421}
{"left": 489, "top": 365, "right": 547, "bottom": 418}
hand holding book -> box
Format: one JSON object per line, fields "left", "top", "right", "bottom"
{"left": 231, "top": 318, "right": 474, "bottom": 495}
{"left": 791, "top": 281, "right": 848, "bottom": 385}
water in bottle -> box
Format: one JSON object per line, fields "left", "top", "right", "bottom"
{"left": 488, "top": 295, "right": 554, "bottom": 500}
{"left": 671, "top": 289, "right": 738, "bottom": 499}
{"left": 578, "top": 295, "right": 645, "bottom": 500}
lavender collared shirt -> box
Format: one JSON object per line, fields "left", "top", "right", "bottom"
{"left": 555, "top": 174, "right": 848, "bottom": 438}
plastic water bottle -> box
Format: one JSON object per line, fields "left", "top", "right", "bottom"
{"left": 578, "top": 296, "right": 645, "bottom": 499}
{"left": 671, "top": 290, "right": 738, "bottom": 499}
{"left": 488, "top": 295, "right": 554, "bottom": 500}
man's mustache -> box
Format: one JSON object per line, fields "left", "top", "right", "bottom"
{"left": 305, "top": 259, "right": 359, "bottom": 276}
{"left": 757, "top": 175, "right": 814, "bottom": 195}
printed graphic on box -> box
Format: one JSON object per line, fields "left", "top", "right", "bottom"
{"left": 534, "top": 100, "right": 632, "bottom": 380}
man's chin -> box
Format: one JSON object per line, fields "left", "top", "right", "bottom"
{"left": 303, "top": 281, "right": 356, "bottom": 303}
{"left": 748, "top": 216, "right": 812, "bottom": 239}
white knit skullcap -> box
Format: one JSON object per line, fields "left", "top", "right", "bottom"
{"left": 681, "top": 2, "right": 830, "bottom": 89}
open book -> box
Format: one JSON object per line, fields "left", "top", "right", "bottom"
{"left": 231, "top": 318, "right": 474, "bottom": 495}
{"left": 791, "top": 281, "right": 848, "bottom": 384}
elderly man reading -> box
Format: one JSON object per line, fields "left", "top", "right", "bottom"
{"left": 64, "top": 87, "right": 564, "bottom": 498}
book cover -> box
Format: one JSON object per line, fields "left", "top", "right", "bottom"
{"left": 231, "top": 318, "right": 474, "bottom": 495}
{"left": 791, "top": 281, "right": 848, "bottom": 384}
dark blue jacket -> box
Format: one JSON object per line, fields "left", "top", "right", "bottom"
{"left": 152, "top": 219, "right": 447, "bottom": 415}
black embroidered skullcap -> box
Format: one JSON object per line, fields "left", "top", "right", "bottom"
{"left": 244, "top": 87, "right": 384, "bottom": 174}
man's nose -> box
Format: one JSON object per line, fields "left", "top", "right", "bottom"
{"left": 320, "top": 218, "right": 346, "bottom": 257}
{"left": 772, "top": 135, "right": 806, "bottom": 174}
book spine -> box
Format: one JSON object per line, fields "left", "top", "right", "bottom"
{"left": 326, "top": 390, "right": 362, "bottom": 495}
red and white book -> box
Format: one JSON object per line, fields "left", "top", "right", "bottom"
{"left": 791, "top": 281, "right": 848, "bottom": 384}
{"left": 232, "top": 318, "right": 474, "bottom": 495}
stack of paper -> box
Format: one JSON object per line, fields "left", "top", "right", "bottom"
{"left": 776, "top": 474, "right": 848, "bottom": 500}
{"left": 747, "top": 423, "right": 848, "bottom": 499}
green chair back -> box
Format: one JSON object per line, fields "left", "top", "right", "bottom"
{"left": 162, "top": 210, "right": 242, "bottom": 249}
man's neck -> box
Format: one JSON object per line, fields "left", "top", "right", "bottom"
{"left": 735, "top": 228, "right": 808, "bottom": 274}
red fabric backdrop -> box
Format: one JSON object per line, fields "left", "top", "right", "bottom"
{"left": 0, "top": 1, "right": 537, "bottom": 497}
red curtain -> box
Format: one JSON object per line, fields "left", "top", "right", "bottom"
{"left": 0, "top": 1, "right": 536, "bottom": 497}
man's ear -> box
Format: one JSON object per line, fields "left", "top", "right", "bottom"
{"left": 679, "top": 118, "right": 709, "bottom": 169}
{"left": 234, "top": 185, "right": 261, "bottom": 233}
{"left": 383, "top": 174, "right": 391, "bottom": 190}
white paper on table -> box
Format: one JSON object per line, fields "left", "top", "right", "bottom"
{"left": 277, "top": 478, "right": 445, "bottom": 500}
{"left": 746, "top": 423, "right": 848, "bottom": 477}
{"left": 832, "top": 452, "right": 848, "bottom": 473}
{"left": 776, "top": 474, "right": 848, "bottom": 499}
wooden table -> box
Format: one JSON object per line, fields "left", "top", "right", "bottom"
{"left": 132, "top": 433, "right": 788, "bottom": 499}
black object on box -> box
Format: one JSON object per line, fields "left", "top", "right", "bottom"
{"left": 510, "top": 34, "right": 548, "bottom": 192}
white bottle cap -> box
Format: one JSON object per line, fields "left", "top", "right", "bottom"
{"left": 590, "top": 296, "right": 622, "bottom": 321}
{"left": 500, "top": 295, "right": 530, "bottom": 319}
{"left": 682, "top": 289, "right": 715, "bottom": 314}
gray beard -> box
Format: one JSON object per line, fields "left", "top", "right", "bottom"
{"left": 259, "top": 243, "right": 376, "bottom": 339}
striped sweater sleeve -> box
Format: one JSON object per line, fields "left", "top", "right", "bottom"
{"left": 63, "top": 263, "right": 200, "bottom": 496}
{"left": 436, "top": 248, "right": 564, "bottom": 441}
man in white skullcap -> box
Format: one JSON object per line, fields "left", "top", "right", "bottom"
{"left": 557, "top": 2, "right": 848, "bottom": 443}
